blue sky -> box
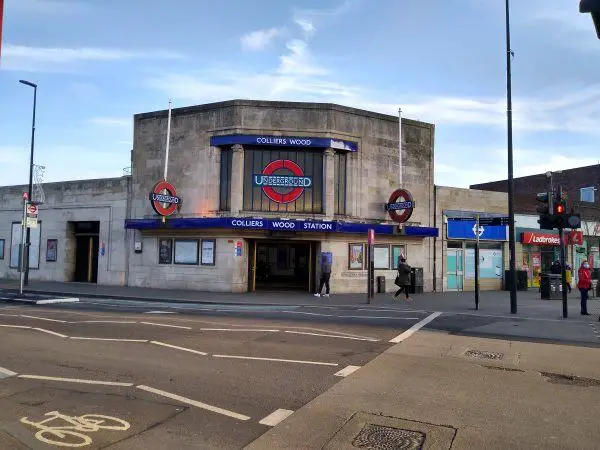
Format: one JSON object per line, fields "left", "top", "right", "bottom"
{"left": 1, "top": 0, "right": 599, "bottom": 188}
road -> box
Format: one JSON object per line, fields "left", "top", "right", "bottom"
{"left": 0, "top": 296, "right": 598, "bottom": 449}
{"left": 0, "top": 299, "right": 434, "bottom": 449}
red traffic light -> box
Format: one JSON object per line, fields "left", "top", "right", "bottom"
{"left": 555, "top": 203, "right": 565, "bottom": 214}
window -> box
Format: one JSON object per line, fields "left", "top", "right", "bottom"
{"left": 392, "top": 245, "right": 407, "bottom": 269}
{"left": 334, "top": 152, "right": 347, "bottom": 215}
{"left": 174, "top": 239, "right": 199, "bottom": 265}
{"left": 374, "top": 245, "right": 390, "bottom": 269}
{"left": 10, "top": 222, "right": 41, "bottom": 269}
{"left": 201, "top": 239, "right": 216, "bottom": 266}
{"left": 348, "top": 243, "right": 365, "bottom": 270}
{"left": 158, "top": 238, "right": 173, "bottom": 264}
{"left": 580, "top": 187, "right": 595, "bottom": 203}
{"left": 219, "top": 148, "right": 232, "bottom": 211}
{"left": 0, "top": 239, "right": 4, "bottom": 260}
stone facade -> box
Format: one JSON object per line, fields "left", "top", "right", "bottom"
{"left": 0, "top": 177, "right": 129, "bottom": 285}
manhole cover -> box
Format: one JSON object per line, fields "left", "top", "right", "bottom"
{"left": 464, "top": 349, "right": 504, "bottom": 360}
{"left": 540, "top": 372, "right": 600, "bottom": 387}
{"left": 352, "top": 424, "right": 425, "bottom": 450}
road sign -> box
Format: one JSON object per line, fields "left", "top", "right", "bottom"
{"left": 27, "top": 204, "right": 38, "bottom": 216}
{"left": 368, "top": 229, "right": 375, "bottom": 245}
{"left": 22, "top": 192, "right": 29, "bottom": 200}
{"left": 26, "top": 217, "right": 38, "bottom": 228}
{"left": 450, "top": 216, "right": 509, "bottom": 226}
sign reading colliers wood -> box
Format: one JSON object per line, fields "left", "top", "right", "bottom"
{"left": 149, "top": 181, "right": 181, "bottom": 216}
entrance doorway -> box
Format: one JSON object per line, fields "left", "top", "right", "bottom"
{"left": 446, "top": 248, "right": 464, "bottom": 291}
{"left": 248, "top": 240, "right": 315, "bottom": 291}
{"left": 71, "top": 221, "right": 100, "bottom": 283}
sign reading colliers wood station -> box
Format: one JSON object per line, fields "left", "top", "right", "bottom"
{"left": 150, "top": 181, "right": 181, "bottom": 216}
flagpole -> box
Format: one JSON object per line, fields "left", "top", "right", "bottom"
{"left": 398, "top": 107, "right": 403, "bottom": 186}
{"left": 164, "top": 99, "right": 172, "bottom": 182}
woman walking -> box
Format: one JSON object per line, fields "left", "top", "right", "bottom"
{"left": 577, "top": 261, "right": 592, "bottom": 316}
{"left": 394, "top": 256, "right": 412, "bottom": 302}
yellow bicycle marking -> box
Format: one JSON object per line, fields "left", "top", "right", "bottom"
{"left": 20, "top": 410, "right": 130, "bottom": 447}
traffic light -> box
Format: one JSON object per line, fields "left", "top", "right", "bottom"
{"left": 536, "top": 191, "right": 554, "bottom": 230}
{"left": 580, "top": 0, "right": 600, "bottom": 39}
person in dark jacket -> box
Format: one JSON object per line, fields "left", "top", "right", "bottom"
{"left": 394, "top": 256, "right": 412, "bottom": 301}
{"left": 314, "top": 255, "right": 332, "bottom": 297}
{"left": 550, "top": 260, "right": 562, "bottom": 275}
{"left": 577, "top": 261, "right": 592, "bottom": 316}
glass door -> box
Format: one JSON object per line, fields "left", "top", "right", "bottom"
{"left": 447, "top": 249, "right": 464, "bottom": 291}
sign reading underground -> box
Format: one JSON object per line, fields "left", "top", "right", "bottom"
{"left": 253, "top": 159, "right": 312, "bottom": 204}
{"left": 149, "top": 180, "right": 181, "bottom": 216}
{"left": 385, "top": 188, "right": 415, "bottom": 223}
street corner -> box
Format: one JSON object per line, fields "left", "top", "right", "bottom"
{"left": 323, "top": 412, "right": 457, "bottom": 450}
{"left": 0, "top": 387, "right": 185, "bottom": 449}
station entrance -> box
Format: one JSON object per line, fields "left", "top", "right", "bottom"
{"left": 248, "top": 240, "right": 317, "bottom": 291}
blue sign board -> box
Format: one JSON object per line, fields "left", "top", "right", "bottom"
{"left": 125, "top": 217, "right": 439, "bottom": 237}
{"left": 447, "top": 220, "right": 507, "bottom": 241}
{"left": 210, "top": 134, "right": 359, "bottom": 152}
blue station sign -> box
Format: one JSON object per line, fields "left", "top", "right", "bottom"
{"left": 447, "top": 219, "right": 507, "bottom": 241}
{"left": 210, "top": 134, "right": 359, "bottom": 152}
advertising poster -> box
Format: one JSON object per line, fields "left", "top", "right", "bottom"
{"left": 465, "top": 249, "right": 503, "bottom": 279}
{"left": 349, "top": 244, "right": 364, "bottom": 270}
{"left": 532, "top": 253, "right": 541, "bottom": 287}
{"left": 374, "top": 246, "right": 390, "bottom": 269}
{"left": 46, "top": 239, "right": 57, "bottom": 262}
{"left": 158, "top": 239, "right": 173, "bottom": 264}
{"left": 202, "top": 240, "right": 215, "bottom": 265}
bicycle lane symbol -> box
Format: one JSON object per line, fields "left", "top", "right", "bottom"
{"left": 20, "top": 410, "right": 131, "bottom": 447}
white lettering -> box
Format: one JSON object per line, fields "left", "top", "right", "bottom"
{"left": 271, "top": 221, "right": 296, "bottom": 229}
{"left": 531, "top": 235, "right": 560, "bottom": 245}
{"left": 289, "top": 138, "right": 311, "bottom": 146}
{"left": 303, "top": 222, "right": 333, "bottom": 230}
{"left": 232, "top": 219, "right": 264, "bottom": 227}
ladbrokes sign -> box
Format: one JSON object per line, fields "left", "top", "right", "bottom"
{"left": 521, "top": 232, "right": 560, "bottom": 246}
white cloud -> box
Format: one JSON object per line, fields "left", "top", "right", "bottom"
{"left": 294, "top": 18, "right": 315, "bottom": 35}
{"left": 278, "top": 39, "right": 327, "bottom": 76}
{"left": 2, "top": 43, "right": 184, "bottom": 72}
{"left": 88, "top": 117, "right": 131, "bottom": 127}
{"left": 241, "top": 28, "right": 281, "bottom": 51}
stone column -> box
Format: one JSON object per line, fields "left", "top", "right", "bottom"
{"left": 231, "top": 144, "right": 244, "bottom": 214}
{"left": 323, "top": 148, "right": 335, "bottom": 219}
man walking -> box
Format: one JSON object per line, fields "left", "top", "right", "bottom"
{"left": 314, "top": 254, "right": 332, "bottom": 298}
{"left": 394, "top": 256, "right": 412, "bottom": 301}
{"left": 577, "top": 260, "right": 592, "bottom": 316}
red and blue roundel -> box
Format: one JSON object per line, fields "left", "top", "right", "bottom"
{"left": 149, "top": 180, "right": 181, "bottom": 216}
{"left": 253, "top": 160, "right": 312, "bottom": 204}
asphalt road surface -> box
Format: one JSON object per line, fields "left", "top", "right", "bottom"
{"left": 0, "top": 300, "right": 432, "bottom": 449}
{"left": 0, "top": 297, "right": 598, "bottom": 449}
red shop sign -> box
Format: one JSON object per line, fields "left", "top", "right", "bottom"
{"left": 521, "top": 232, "right": 560, "bottom": 246}
{"left": 565, "top": 231, "right": 583, "bottom": 245}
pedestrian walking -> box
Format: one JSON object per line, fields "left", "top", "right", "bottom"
{"left": 551, "top": 260, "right": 562, "bottom": 275}
{"left": 314, "top": 254, "right": 332, "bottom": 298}
{"left": 394, "top": 256, "right": 412, "bottom": 301}
{"left": 577, "top": 260, "right": 592, "bottom": 316}
{"left": 565, "top": 264, "right": 572, "bottom": 293}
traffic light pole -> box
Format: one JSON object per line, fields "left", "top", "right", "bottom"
{"left": 559, "top": 227, "right": 568, "bottom": 318}
{"left": 475, "top": 214, "right": 480, "bottom": 310}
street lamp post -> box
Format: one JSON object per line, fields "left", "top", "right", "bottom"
{"left": 505, "top": 0, "right": 518, "bottom": 314}
{"left": 19, "top": 79, "right": 37, "bottom": 286}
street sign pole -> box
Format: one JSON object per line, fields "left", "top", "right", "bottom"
{"left": 475, "top": 214, "right": 480, "bottom": 310}
{"left": 367, "top": 229, "right": 375, "bottom": 303}
{"left": 559, "top": 226, "right": 568, "bottom": 318}
{"left": 19, "top": 200, "right": 27, "bottom": 295}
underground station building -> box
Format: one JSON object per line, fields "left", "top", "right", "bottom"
{"left": 0, "top": 99, "right": 495, "bottom": 294}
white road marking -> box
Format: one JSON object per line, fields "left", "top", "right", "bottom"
{"left": 150, "top": 341, "right": 208, "bottom": 356}
{"left": 389, "top": 311, "right": 443, "bottom": 343}
{"left": 282, "top": 311, "right": 333, "bottom": 317}
{"left": 284, "top": 331, "right": 379, "bottom": 342}
{"left": 18, "top": 374, "right": 133, "bottom": 386}
{"left": 0, "top": 366, "right": 17, "bottom": 377}
{"left": 212, "top": 354, "right": 338, "bottom": 367}
{"left": 69, "top": 337, "right": 148, "bottom": 343}
{"left": 20, "top": 315, "right": 67, "bottom": 323}
{"left": 35, "top": 297, "right": 79, "bottom": 305}
{"left": 357, "top": 308, "right": 427, "bottom": 313}
{"left": 144, "top": 311, "right": 176, "bottom": 314}
{"left": 0, "top": 324, "right": 31, "bottom": 329}
{"left": 200, "top": 328, "right": 279, "bottom": 332}
{"left": 32, "top": 328, "right": 68, "bottom": 338}
{"left": 339, "top": 315, "right": 420, "bottom": 320}
{"left": 334, "top": 365, "right": 361, "bottom": 377}
{"left": 136, "top": 385, "right": 250, "bottom": 421}
{"left": 0, "top": 314, "right": 20, "bottom": 317}
{"left": 77, "top": 320, "right": 138, "bottom": 324}
{"left": 259, "top": 409, "right": 294, "bottom": 426}
{"left": 140, "top": 321, "right": 192, "bottom": 330}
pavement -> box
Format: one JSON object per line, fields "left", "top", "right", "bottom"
{"left": 0, "top": 296, "right": 598, "bottom": 449}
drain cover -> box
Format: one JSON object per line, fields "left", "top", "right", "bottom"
{"left": 352, "top": 424, "right": 425, "bottom": 450}
{"left": 540, "top": 372, "right": 600, "bottom": 387}
{"left": 464, "top": 349, "right": 504, "bottom": 360}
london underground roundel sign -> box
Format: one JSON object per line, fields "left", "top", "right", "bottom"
{"left": 149, "top": 181, "right": 181, "bottom": 216}
{"left": 253, "top": 159, "right": 312, "bottom": 204}
{"left": 386, "top": 188, "right": 415, "bottom": 223}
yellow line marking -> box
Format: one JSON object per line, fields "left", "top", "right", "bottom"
{"left": 136, "top": 385, "right": 250, "bottom": 421}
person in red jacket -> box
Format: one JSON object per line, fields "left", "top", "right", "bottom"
{"left": 577, "top": 261, "right": 592, "bottom": 316}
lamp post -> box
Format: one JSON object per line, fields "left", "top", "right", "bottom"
{"left": 505, "top": 0, "right": 517, "bottom": 314}
{"left": 19, "top": 79, "right": 37, "bottom": 286}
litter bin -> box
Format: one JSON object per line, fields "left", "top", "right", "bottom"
{"left": 409, "top": 268, "right": 424, "bottom": 294}
{"left": 376, "top": 276, "right": 386, "bottom": 294}
{"left": 540, "top": 274, "right": 562, "bottom": 300}
{"left": 504, "top": 270, "right": 528, "bottom": 291}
